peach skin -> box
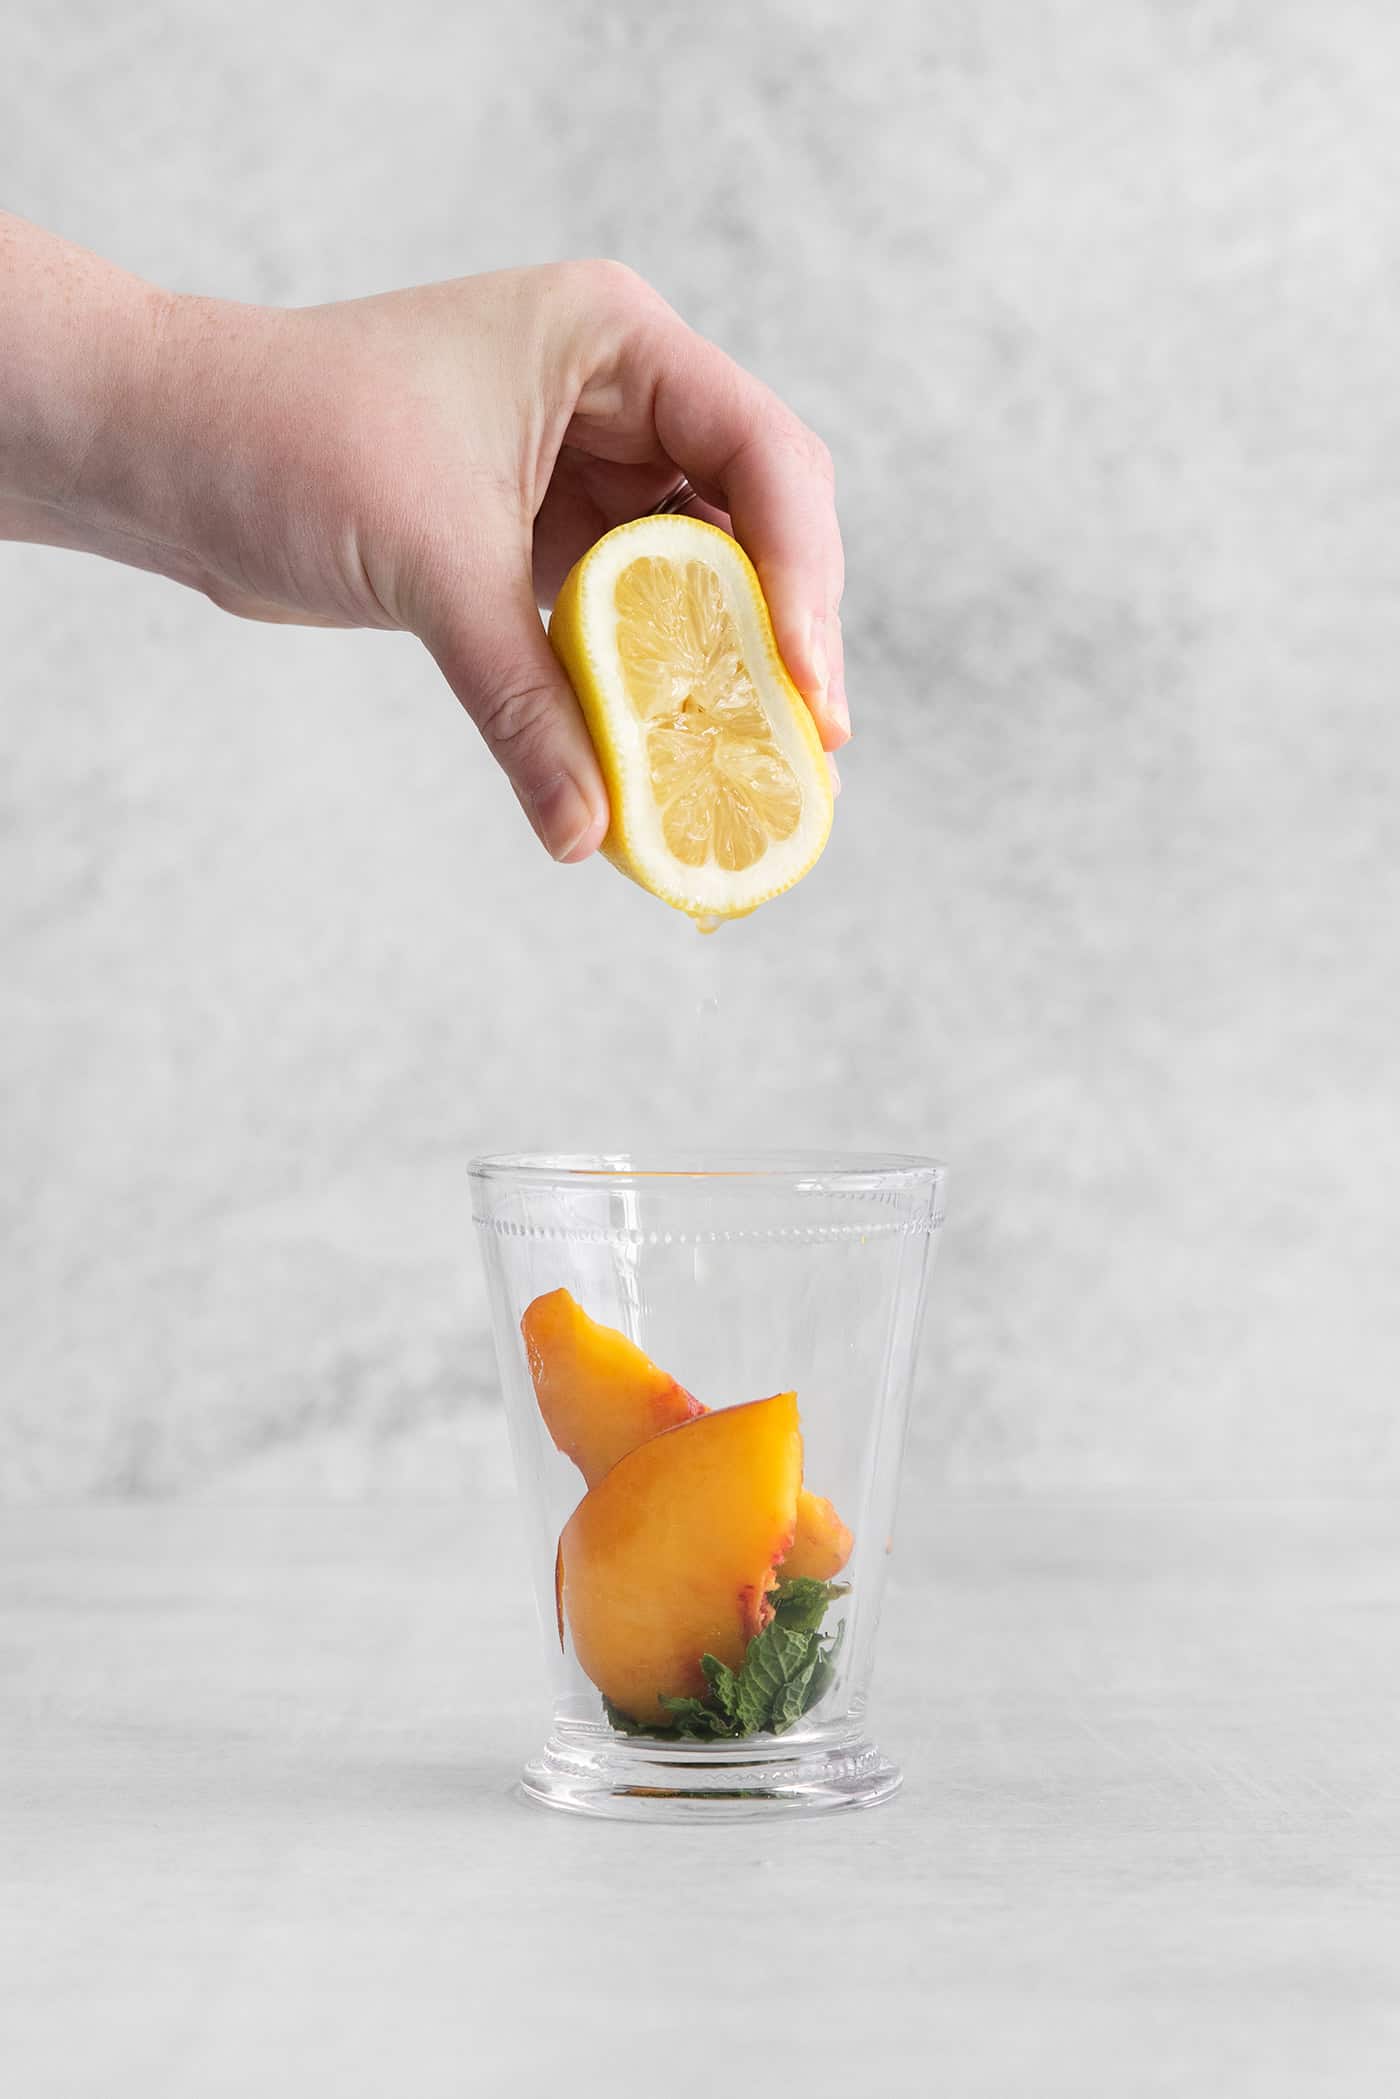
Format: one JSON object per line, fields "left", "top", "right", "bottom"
{"left": 557, "top": 1393, "right": 803, "bottom": 1724}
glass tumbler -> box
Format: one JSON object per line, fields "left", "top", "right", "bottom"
{"left": 470, "top": 1152, "right": 945, "bottom": 1820}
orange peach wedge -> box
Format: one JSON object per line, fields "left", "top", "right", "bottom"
{"left": 521, "top": 1286, "right": 703, "bottom": 1486}
{"left": 557, "top": 1393, "right": 803, "bottom": 1724}
{"left": 783, "top": 1490, "right": 855, "bottom": 1583}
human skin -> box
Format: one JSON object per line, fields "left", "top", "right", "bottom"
{"left": 0, "top": 213, "right": 849, "bottom": 861}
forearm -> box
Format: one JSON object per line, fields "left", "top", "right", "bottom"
{"left": 1, "top": 217, "right": 161, "bottom": 530}
{"left": 0, "top": 214, "right": 267, "bottom": 595}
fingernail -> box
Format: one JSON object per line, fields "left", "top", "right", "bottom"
{"left": 529, "top": 773, "right": 603, "bottom": 862}
{"left": 827, "top": 681, "right": 851, "bottom": 742}
{"left": 807, "top": 619, "right": 829, "bottom": 700}
{"left": 806, "top": 619, "right": 848, "bottom": 748}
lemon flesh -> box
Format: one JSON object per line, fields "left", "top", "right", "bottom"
{"left": 548, "top": 516, "right": 833, "bottom": 921}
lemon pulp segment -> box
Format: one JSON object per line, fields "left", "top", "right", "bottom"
{"left": 614, "top": 556, "right": 803, "bottom": 874}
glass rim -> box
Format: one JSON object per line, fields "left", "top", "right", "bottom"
{"left": 468, "top": 1149, "right": 946, "bottom": 1197}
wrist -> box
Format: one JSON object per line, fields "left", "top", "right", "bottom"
{"left": 130, "top": 291, "right": 319, "bottom": 603}
{"left": 67, "top": 284, "right": 260, "bottom": 578}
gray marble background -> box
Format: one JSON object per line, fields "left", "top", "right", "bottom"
{"left": 3, "top": 0, "right": 1398, "bottom": 1500}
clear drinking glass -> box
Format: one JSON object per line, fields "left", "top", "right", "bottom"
{"left": 470, "top": 1151, "right": 946, "bottom": 1820}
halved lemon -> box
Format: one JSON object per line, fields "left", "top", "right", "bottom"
{"left": 548, "top": 515, "right": 834, "bottom": 921}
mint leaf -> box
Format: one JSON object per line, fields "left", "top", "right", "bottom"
{"left": 701, "top": 1652, "right": 741, "bottom": 1720}
{"left": 769, "top": 1650, "right": 823, "bottom": 1733}
{"left": 739, "top": 1621, "right": 825, "bottom": 1733}
{"left": 769, "top": 1616, "right": 848, "bottom": 1732}
{"left": 770, "top": 1577, "right": 850, "bottom": 1633}
{"left": 729, "top": 1622, "right": 809, "bottom": 1731}
{"left": 800, "top": 1616, "right": 846, "bottom": 1716}
{"left": 659, "top": 1694, "right": 734, "bottom": 1739}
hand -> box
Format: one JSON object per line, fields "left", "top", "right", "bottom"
{"left": 3, "top": 237, "right": 847, "bottom": 861}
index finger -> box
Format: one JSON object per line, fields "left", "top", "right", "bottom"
{"left": 647, "top": 321, "right": 850, "bottom": 751}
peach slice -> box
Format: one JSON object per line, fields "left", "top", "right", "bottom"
{"left": 786, "top": 1491, "right": 855, "bottom": 1583}
{"left": 558, "top": 1393, "right": 803, "bottom": 1724}
{"left": 522, "top": 1287, "right": 703, "bottom": 1485}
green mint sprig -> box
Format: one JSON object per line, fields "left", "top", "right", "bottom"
{"left": 603, "top": 1577, "right": 849, "bottom": 1740}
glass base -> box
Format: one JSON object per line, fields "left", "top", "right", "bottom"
{"left": 519, "top": 1730, "right": 902, "bottom": 1822}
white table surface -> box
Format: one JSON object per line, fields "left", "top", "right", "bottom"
{"left": 3, "top": 1499, "right": 1397, "bottom": 2096}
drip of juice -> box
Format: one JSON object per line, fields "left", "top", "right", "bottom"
{"left": 694, "top": 913, "right": 723, "bottom": 936}
{"left": 682, "top": 918, "right": 722, "bottom": 1112}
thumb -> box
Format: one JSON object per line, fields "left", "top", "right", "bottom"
{"left": 423, "top": 562, "right": 609, "bottom": 863}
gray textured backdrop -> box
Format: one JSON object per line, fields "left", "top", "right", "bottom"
{"left": 4, "top": 0, "right": 1398, "bottom": 1499}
